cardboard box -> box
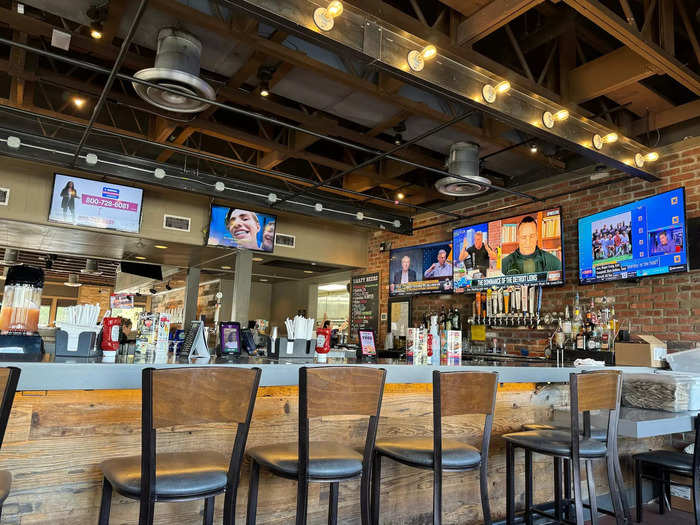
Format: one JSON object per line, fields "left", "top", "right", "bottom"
{"left": 615, "top": 335, "right": 667, "bottom": 367}
{"left": 670, "top": 474, "right": 693, "bottom": 513}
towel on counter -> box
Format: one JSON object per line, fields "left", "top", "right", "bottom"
{"left": 573, "top": 358, "right": 606, "bottom": 367}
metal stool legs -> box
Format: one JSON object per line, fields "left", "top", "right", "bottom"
{"left": 98, "top": 477, "right": 112, "bottom": 525}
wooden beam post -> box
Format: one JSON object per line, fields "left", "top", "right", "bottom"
{"left": 454, "top": 0, "right": 545, "bottom": 46}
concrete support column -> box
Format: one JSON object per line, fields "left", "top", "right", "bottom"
{"left": 219, "top": 278, "right": 234, "bottom": 322}
{"left": 183, "top": 267, "right": 201, "bottom": 325}
{"left": 232, "top": 251, "right": 252, "bottom": 325}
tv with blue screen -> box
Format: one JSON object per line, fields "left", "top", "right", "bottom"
{"left": 578, "top": 188, "right": 688, "bottom": 284}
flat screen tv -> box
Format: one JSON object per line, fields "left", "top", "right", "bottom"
{"left": 48, "top": 173, "right": 143, "bottom": 233}
{"left": 578, "top": 188, "right": 688, "bottom": 284}
{"left": 207, "top": 205, "right": 277, "bottom": 253}
{"left": 389, "top": 240, "right": 454, "bottom": 297}
{"left": 453, "top": 207, "right": 564, "bottom": 292}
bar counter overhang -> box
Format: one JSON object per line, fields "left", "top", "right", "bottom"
{"left": 0, "top": 356, "right": 683, "bottom": 524}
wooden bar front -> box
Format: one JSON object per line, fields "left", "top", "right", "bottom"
{"left": 0, "top": 383, "right": 665, "bottom": 524}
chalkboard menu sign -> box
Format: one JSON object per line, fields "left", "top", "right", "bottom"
{"left": 350, "top": 273, "right": 379, "bottom": 343}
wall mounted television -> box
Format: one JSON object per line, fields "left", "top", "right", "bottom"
{"left": 452, "top": 207, "right": 564, "bottom": 292}
{"left": 207, "top": 205, "right": 277, "bottom": 253}
{"left": 578, "top": 188, "right": 688, "bottom": 284}
{"left": 389, "top": 240, "right": 454, "bottom": 297}
{"left": 48, "top": 173, "right": 143, "bottom": 233}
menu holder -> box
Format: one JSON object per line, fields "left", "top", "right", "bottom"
{"left": 357, "top": 329, "right": 377, "bottom": 361}
{"left": 181, "top": 321, "right": 210, "bottom": 359}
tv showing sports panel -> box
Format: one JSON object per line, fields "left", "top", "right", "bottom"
{"left": 207, "top": 205, "right": 277, "bottom": 253}
{"left": 578, "top": 188, "right": 688, "bottom": 284}
{"left": 389, "top": 240, "right": 454, "bottom": 297}
{"left": 48, "top": 173, "right": 143, "bottom": 233}
{"left": 453, "top": 207, "right": 564, "bottom": 292}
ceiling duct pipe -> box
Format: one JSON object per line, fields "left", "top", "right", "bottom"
{"left": 435, "top": 142, "right": 490, "bottom": 197}
{"left": 133, "top": 28, "right": 215, "bottom": 113}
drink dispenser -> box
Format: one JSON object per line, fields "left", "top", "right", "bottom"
{"left": 0, "top": 265, "right": 45, "bottom": 334}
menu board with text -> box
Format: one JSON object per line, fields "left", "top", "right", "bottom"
{"left": 350, "top": 273, "right": 379, "bottom": 343}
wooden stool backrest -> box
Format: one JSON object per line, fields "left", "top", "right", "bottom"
{"left": 435, "top": 370, "right": 499, "bottom": 418}
{"left": 148, "top": 367, "right": 261, "bottom": 428}
{"left": 303, "top": 366, "right": 386, "bottom": 419}
{"left": 572, "top": 370, "right": 621, "bottom": 413}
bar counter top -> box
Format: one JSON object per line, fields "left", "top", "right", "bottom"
{"left": 1, "top": 350, "right": 654, "bottom": 390}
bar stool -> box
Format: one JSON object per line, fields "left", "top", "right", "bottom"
{"left": 633, "top": 413, "right": 700, "bottom": 523}
{"left": 0, "top": 367, "right": 20, "bottom": 521}
{"left": 98, "top": 366, "right": 261, "bottom": 525}
{"left": 504, "top": 370, "right": 625, "bottom": 525}
{"left": 246, "top": 366, "right": 386, "bottom": 525}
{"left": 520, "top": 371, "right": 631, "bottom": 522}
{"left": 371, "top": 370, "right": 499, "bottom": 525}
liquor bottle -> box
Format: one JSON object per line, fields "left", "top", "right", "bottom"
{"left": 452, "top": 307, "right": 460, "bottom": 331}
{"left": 446, "top": 306, "right": 453, "bottom": 331}
{"left": 562, "top": 305, "right": 572, "bottom": 337}
{"left": 439, "top": 306, "right": 446, "bottom": 331}
{"left": 572, "top": 292, "right": 583, "bottom": 336}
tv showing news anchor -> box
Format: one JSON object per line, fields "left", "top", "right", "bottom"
{"left": 389, "top": 240, "right": 453, "bottom": 297}
{"left": 207, "top": 205, "right": 277, "bottom": 253}
{"left": 48, "top": 173, "right": 143, "bottom": 233}
{"left": 453, "top": 207, "right": 564, "bottom": 292}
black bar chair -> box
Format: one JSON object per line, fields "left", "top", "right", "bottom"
{"left": 504, "top": 370, "right": 625, "bottom": 525}
{"left": 246, "top": 366, "right": 387, "bottom": 525}
{"left": 634, "top": 413, "right": 700, "bottom": 523}
{"left": 371, "top": 370, "right": 499, "bottom": 525}
{"left": 0, "top": 367, "right": 20, "bottom": 521}
{"left": 520, "top": 370, "right": 631, "bottom": 522}
{"left": 98, "top": 366, "right": 261, "bottom": 525}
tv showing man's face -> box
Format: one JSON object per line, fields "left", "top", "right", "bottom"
{"left": 227, "top": 209, "right": 260, "bottom": 249}
{"left": 437, "top": 251, "right": 446, "bottom": 265}
{"left": 517, "top": 220, "right": 538, "bottom": 255}
{"left": 401, "top": 256, "right": 410, "bottom": 271}
{"left": 474, "top": 232, "right": 483, "bottom": 249}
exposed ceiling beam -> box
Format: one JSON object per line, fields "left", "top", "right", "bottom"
{"left": 454, "top": 0, "right": 545, "bottom": 46}
{"left": 149, "top": 0, "right": 566, "bottom": 170}
{"left": 568, "top": 46, "right": 657, "bottom": 102}
{"left": 629, "top": 98, "right": 700, "bottom": 136}
{"left": 562, "top": 0, "right": 700, "bottom": 95}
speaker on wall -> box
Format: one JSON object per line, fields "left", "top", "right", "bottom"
{"left": 119, "top": 262, "right": 163, "bottom": 281}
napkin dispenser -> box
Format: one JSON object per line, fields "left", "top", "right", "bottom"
{"left": 273, "top": 337, "right": 316, "bottom": 358}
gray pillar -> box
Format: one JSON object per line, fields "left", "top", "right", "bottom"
{"left": 232, "top": 251, "right": 252, "bottom": 325}
{"left": 219, "top": 278, "right": 234, "bottom": 322}
{"left": 183, "top": 267, "right": 201, "bottom": 325}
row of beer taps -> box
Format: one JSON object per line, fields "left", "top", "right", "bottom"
{"left": 468, "top": 285, "right": 553, "bottom": 328}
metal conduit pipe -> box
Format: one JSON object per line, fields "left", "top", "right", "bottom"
{"left": 0, "top": 37, "right": 538, "bottom": 203}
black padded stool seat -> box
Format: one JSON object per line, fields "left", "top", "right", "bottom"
{"left": 0, "top": 470, "right": 11, "bottom": 504}
{"left": 503, "top": 430, "right": 607, "bottom": 458}
{"left": 522, "top": 423, "right": 608, "bottom": 441}
{"left": 247, "top": 441, "right": 363, "bottom": 479}
{"left": 100, "top": 451, "right": 229, "bottom": 498}
{"left": 375, "top": 438, "right": 481, "bottom": 469}
{"left": 633, "top": 450, "right": 693, "bottom": 473}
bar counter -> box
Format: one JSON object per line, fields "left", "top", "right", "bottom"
{"left": 0, "top": 352, "right": 673, "bottom": 524}
{"left": 5, "top": 351, "right": 655, "bottom": 390}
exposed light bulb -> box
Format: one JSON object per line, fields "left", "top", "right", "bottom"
{"left": 6, "top": 136, "right": 20, "bottom": 149}
{"left": 393, "top": 220, "right": 401, "bottom": 228}
{"left": 85, "top": 153, "right": 98, "bottom": 165}
{"left": 72, "top": 96, "right": 86, "bottom": 109}
{"left": 495, "top": 80, "right": 511, "bottom": 93}
{"left": 214, "top": 181, "right": 225, "bottom": 192}
{"left": 554, "top": 109, "right": 569, "bottom": 121}
{"left": 356, "top": 211, "right": 364, "bottom": 221}
{"left": 603, "top": 132, "right": 618, "bottom": 143}
{"left": 529, "top": 144, "right": 538, "bottom": 154}
{"left": 154, "top": 168, "right": 166, "bottom": 179}
{"left": 314, "top": 203, "right": 323, "bottom": 212}
{"left": 645, "top": 151, "right": 659, "bottom": 162}
{"left": 260, "top": 81, "right": 270, "bottom": 97}
{"left": 313, "top": 1, "right": 343, "bottom": 31}
{"left": 482, "top": 84, "right": 496, "bottom": 103}
{"left": 407, "top": 44, "right": 437, "bottom": 72}
{"left": 396, "top": 192, "right": 405, "bottom": 200}
{"left": 267, "top": 193, "right": 278, "bottom": 204}
{"left": 90, "top": 28, "right": 102, "bottom": 40}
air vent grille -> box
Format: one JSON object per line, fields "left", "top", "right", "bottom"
{"left": 163, "top": 214, "right": 191, "bottom": 232}
{"left": 275, "top": 233, "right": 296, "bottom": 248}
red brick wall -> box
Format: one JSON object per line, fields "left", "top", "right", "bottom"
{"left": 365, "top": 139, "right": 700, "bottom": 356}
